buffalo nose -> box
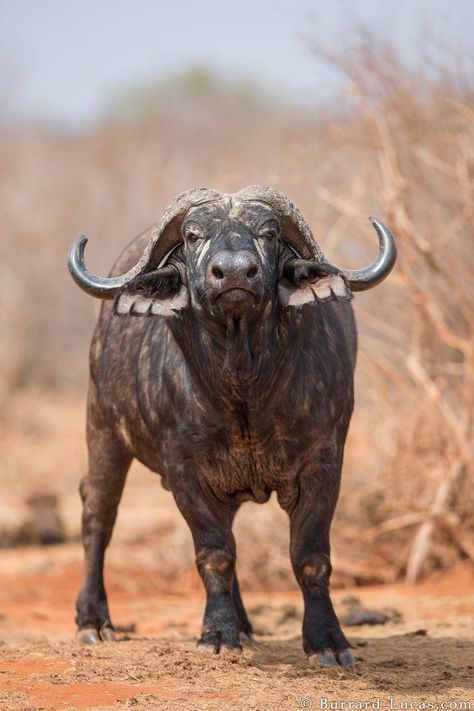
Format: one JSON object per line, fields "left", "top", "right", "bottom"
{"left": 209, "top": 251, "right": 260, "bottom": 287}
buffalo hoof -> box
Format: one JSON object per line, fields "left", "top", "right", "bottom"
{"left": 196, "top": 634, "right": 242, "bottom": 655}
{"left": 336, "top": 648, "right": 355, "bottom": 666}
{"left": 308, "top": 648, "right": 355, "bottom": 666}
{"left": 220, "top": 644, "right": 243, "bottom": 655}
{"left": 99, "top": 626, "right": 116, "bottom": 641}
{"left": 76, "top": 627, "right": 101, "bottom": 644}
{"left": 76, "top": 625, "right": 116, "bottom": 644}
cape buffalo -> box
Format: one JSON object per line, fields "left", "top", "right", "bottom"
{"left": 68, "top": 185, "right": 396, "bottom": 666}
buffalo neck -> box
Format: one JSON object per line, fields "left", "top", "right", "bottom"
{"left": 168, "top": 301, "right": 305, "bottom": 416}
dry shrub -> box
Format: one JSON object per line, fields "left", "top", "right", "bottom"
{"left": 0, "top": 34, "right": 472, "bottom": 586}
{"left": 309, "top": 30, "right": 474, "bottom": 581}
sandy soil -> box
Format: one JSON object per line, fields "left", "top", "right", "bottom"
{"left": 1, "top": 391, "right": 473, "bottom": 709}
{"left": 0, "top": 548, "right": 473, "bottom": 711}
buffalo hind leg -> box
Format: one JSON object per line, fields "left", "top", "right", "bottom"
{"left": 289, "top": 463, "right": 354, "bottom": 666}
{"left": 229, "top": 507, "right": 253, "bottom": 639}
{"left": 173, "top": 482, "right": 242, "bottom": 654}
{"left": 76, "top": 415, "right": 131, "bottom": 643}
{"left": 233, "top": 573, "right": 253, "bottom": 640}
{"left": 233, "top": 574, "right": 253, "bottom": 639}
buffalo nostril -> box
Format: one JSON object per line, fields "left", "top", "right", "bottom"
{"left": 247, "top": 265, "right": 258, "bottom": 279}
{"left": 212, "top": 266, "right": 224, "bottom": 279}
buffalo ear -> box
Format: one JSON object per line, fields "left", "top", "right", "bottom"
{"left": 126, "top": 265, "right": 182, "bottom": 297}
{"left": 114, "top": 284, "right": 189, "bottom": 316}
{"left": 114, "top": 257, "right": 189, "bottom": 316}
{"left": 278, "top": 258, "right": 352, "bottom": 307}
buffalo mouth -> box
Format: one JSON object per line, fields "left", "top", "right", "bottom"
{"left": 215, "top": 287, "right": 257, "bottom": 308}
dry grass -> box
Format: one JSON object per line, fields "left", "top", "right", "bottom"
{"left": 0, "top": 33, "right": 472, "bottom": 587}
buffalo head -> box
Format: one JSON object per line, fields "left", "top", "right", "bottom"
{"left": 68, "top": 186, "right": 397, "bottom": 319}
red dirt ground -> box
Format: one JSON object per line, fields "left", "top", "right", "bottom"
{"left": 0, "top": 548, "right": 473, "bottom": 711}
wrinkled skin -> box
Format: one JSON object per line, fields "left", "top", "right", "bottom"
{"left": 76, "top": 199, "right": 357, "bottom": 665}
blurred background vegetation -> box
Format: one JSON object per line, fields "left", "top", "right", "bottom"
{"left": 0, "top": 23, "right": 472, "bottom": 590}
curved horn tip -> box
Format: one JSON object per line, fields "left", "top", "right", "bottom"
{"left": 67, "top": 233, "right": 155, "bottom": 300}
{"left": 67, "top": 235, "right": 116, "bottom": 299}
{"left": 368, "top": 216, "right": 388, "bottom": 234}
{"left": 369, "top": 216, "right": 398, "bottom": 263}
{"left": 69, "top": 232, "right": 86, "bottom": 250}
{"left": 76, "top": 234, "right": 88, "bottom": 250}
{"left": 68, "top": 235, "right": 87, "bottom": 272}
{"left": 368, "top": 215, "right": 392, "bottom": 235}
{"left": 326, "top": 215, "right": 397, "bottom": 292}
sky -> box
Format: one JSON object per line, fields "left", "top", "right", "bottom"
{"left": 0, "top": 0, "right": 472, "bottom": 127}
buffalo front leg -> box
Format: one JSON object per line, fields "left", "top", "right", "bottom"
{"left": 173, "top": 483, "right": 241, "bottom": 654}
{"left": 289, "top": 465, "right": 354, "bottom": 666}
{"left": 75, "top": 415, "right": 131, "bottom": 644}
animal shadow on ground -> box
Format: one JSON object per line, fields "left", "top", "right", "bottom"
{"left": 242, "top": 634, "right": 474, "bottom": 693}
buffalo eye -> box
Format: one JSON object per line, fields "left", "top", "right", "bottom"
{"left": 258, "top": 219, "right": 280, "bottom": 241}
{"left": 183, "top": 222, "right": 204, "bottom": 243}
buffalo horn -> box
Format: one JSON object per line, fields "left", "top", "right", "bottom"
{"left": 321, "top": 217, "right": 397, "bottom": 291}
